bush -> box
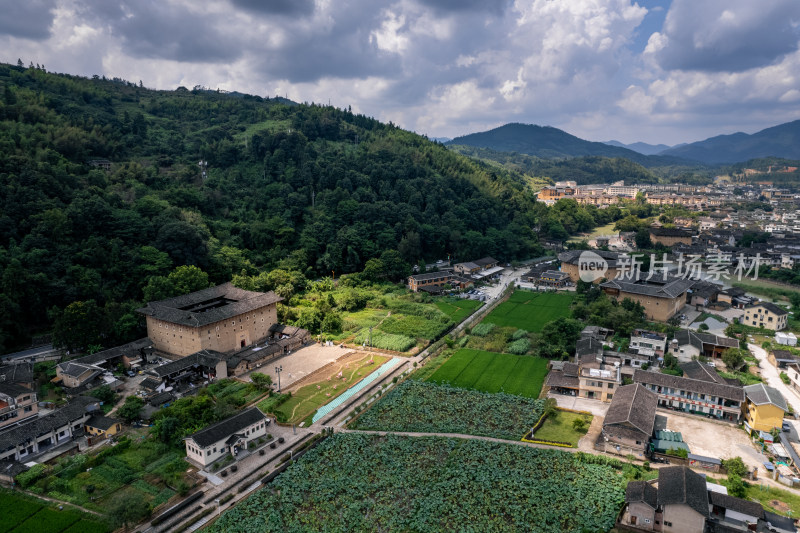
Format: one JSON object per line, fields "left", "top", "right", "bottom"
{"left": 16, "top": 463, "right": 49, "bottom": 488}
{"left": 231, "top": 465, "right": 238, "bottom": 473}
{"left": 781, "top": 372, "right": 790, "bottom": 384}
{"left": 471, "top": 322, "right": 495, "bottom": 337}
{"left": 259, "top": 450, "right": 265, "bottom": 456}
{"left": 507, "top": 338, "right": 531, "bottom": 355}
{"left": 270, "top": 442, "right": 276, "bottom": 449}
{"left": 278, "top": 437, "right": 285, "bottom": 444}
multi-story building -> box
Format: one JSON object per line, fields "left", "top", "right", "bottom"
{"left": 633, "top": 369, "right": 743, "bottom": 422}
{"left": 0, "top": 383, "right": 38, "bottom": 431}
{"left": 408, "top": 271, "right": 455, "bottom": 292}
{"left": 629, "top": 330, "right": 667, "bottom": 359}
{"left": 600, "top": 275, "right": 693, "bottom": 322}
{"left": 137, "top": 283, "right": 282, "bottom": 357}
{"left": 743, "top": 383, "right": 788, "bottom": 433}
{"left": 536, "top": 185, "right": 576, "bottom": 205}
{"left": 742, "top": 302, "right": 788, "bottom": 331}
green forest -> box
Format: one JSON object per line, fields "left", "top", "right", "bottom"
{"left": 0, "top": 63, "right": 630, "bottom": 352}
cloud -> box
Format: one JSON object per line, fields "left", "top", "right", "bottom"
{"left": 646, "top": 0, "right": 800, "bottom": 72}
{"left": 230, "top": 0, "right": 315, "bottom": 17}
{"left": 415, "top": 0, "right": 510, "bottom": 15}
{"left": 0, "top": 0, "right": 57, "bottom": 40}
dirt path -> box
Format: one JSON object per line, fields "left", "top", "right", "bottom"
{"left": 578, "top": 415, "right": 604, "bottom": 452}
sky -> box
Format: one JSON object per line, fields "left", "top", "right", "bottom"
{"left": 3, "top": 0, "right": 800, "bottom": 146}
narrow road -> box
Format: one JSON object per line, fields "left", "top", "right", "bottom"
{"left": 339, "top": 428, "right": 581, "bottom": 452}
{"left": 748, "top": 343, "right": 800, "bottom": 412}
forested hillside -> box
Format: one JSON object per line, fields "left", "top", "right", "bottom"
{"left": 0, "top": 63, "right": 623, "bottom": 352}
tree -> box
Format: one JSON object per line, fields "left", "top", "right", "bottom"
{"left": 250, "top": 372, "right": 272, "bottom": 391}
{"left": 722, "top": 456, "right": 748, "bottom": 478}
{"left": 361, "top": 258, "right": 386, "bottom": 282}
{"left": 51, "top": 300, "right": 108, "bottom": 352}
{"left": 727, "top": 473, "right": 746, "bottom": 498}
{"left": 153, "top": 416, "right": 181, "bottom": 445}
{"left": 108, "top": 491, "right": 151, "bottom": 529}
{"left": 543, "top": 398, "right": 558, "bottom": 419}
{"left": 90, "top": 385, "right": 117, "bottom": 406}
{"left": 572, "top": 418, "right": 587, "bottom": 433}
{"left": 722, "top": 348, "right": 747, "bottom": 371}
{"left": 118, "top": 396, "right": 145, "bottom": 423}
{"left": 634, "top": 228, "right": 652, "bottom": 249}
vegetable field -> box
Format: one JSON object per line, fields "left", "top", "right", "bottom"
{"left": 482, "top": 290, "right": 574, "bottom": 331}
{"left": 208, "top": 433, "right": 626, "bottom": 533}
{"left": 0, "top": 490, "right": 108, "bottom": 533}
{"left": 427, "top": 349, "right": 549, "bottom": 398}
{"left": 351, "top": 380, "right": 543, "bottom": 440}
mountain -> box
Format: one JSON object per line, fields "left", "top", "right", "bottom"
{"left": 604, "top": 140, "right": 671, "bottom": 155}
{"left": 660, "top": 120, "right": 800, "bottom": 164}
{"left": 430, "top": 137, "right": 451, "bottom": 143}
{"left": 1, "top": 63, "right": 596, "bottom": 352}
{"left": 445, "top": 123, "right": 686, "bottom": 167}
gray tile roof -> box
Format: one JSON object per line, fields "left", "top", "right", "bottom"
{"left": 140, "top": 377, "right": 163, "bottom": 391}
{"left": 709, "top": 491, "right": 763, "bottom": 519}
{"left": 0, "top": 362, "right": 33, "bottom": 384}
{"left": 544, "top": 370, "right": 579, "bottom": 389}
{"left": 603, "top": 384, "right": 657, "bottom": 437}
{"left": 186, "top": 407, "right": 266, "bottom": 448}
{"left": 409, "top": 271, "right": 453, "bottom": 282}
{"left": 633, "top": 369, "right": 744, "bottom": 401}
{"left": 0, "top": 382, "right": 32, "bottom": 398}
{"left": 600, "top": 274, "right": 694, "bottom": 299}
{"left": 680, "top": 360, "right": 727, "bottom": 385}
{"left": 137, "top": 283, "right": 282, "bottom": 327}
{"left": 558, "top": 249, "right": 626, "bottom": 268}
{"left": 657, "top": 466, "right": 709, "bottom": 518}
{"left": 626, "top": 480, "right": 658, "bottom": 509}
{"left": 58, "top": 361, "right": 103, "bottom": 379}
{"left": 149, "top": 350, "right": 226, "bottom": 378}
{"left": 673, "top": 330, "right": 739, "bottom": 351}
{"left": 753, "top": 301, "right": 789, "bottom": 316}
{"left": 71, "top": 338, "right": 153, "bottom": 366}
{"left": 0, "top": 396, "right": 97, "bottom": 450}
{"left": 744, "top": 383, "right": 788, "bottom": 412}
{"left": 649, "top": 227, "right": 692, "bottom": 238}
{"left": 473, "top": 257, "right": 499, "bottom": 267}
{"left": 85, "top": 414, "right": 119, "bottom": 431}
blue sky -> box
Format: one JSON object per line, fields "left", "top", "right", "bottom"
{"left": 2, "top": 0, "right": 800, "bottom": 146}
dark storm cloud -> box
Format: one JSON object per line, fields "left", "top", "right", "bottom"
{"left": 230, "top": 0, "right": 315, "bottom": 17}
{"left": 0, "top": 0, "right": 56, "bottom": 40}
{"left": 653, "top": 0, "right": 800, "bottom": 72}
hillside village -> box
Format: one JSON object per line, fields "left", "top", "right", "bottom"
{"left": 5, "top": 213, "right": 800, "bottom": 531}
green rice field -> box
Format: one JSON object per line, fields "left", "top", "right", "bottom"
{"left": 482, "top": 290, "right": 574, "bottom": 332}
{"left": 427, "top": 349, "right": 549, "bottom": 398}
{"left": 434, "top": 298, "right": 482, "bottom": 323}
{"left": 0, "top": 490, "right": 109, "bottom": 533}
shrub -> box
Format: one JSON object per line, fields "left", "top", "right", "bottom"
{"left": 780, "top": 372, "right": 790, "bottom": 384}
{"left": 507, "top": 338, "right": 531, "bottom": 355}
{"left": 270, "top": 442, "right": 276, "bottom": 449}
{"left": 278, "top": 437, "right": 285, "bottom": 444}
{"left": 16, "top": 463, "right": 49, "bottom": 488}
{"left": 471, "top": 322, "right": 495, "bottom": 337}
{"left": 221, "top": 470, "right": 228, "bottom": 477}
{"left": 511, "top": 329, "right": 528, "bottom": 340}
{"left": 231, "top": 465, "right": 238, "bottom": 473}
{"left": 259, "top": 450, "right": 265, "bottom": 456}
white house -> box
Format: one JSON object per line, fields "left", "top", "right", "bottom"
{"left": 184, "top": 407, "right": 268, "bottom": 468}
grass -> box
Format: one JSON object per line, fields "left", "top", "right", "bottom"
{"left": 0, "top": 489, "right": 109, "bottom": 533}
{"left": 259, "top": 354, "right": 389, "bottom": 424}
{"left": 567, "top": 221, "right": 617, "bottom": 243}
{"left": 427, "top": 348, "right": 549, "bottom": 398}
{"left": 434, "top": 298, "right": 482, "bottom": 323}
{"left": 481, "top": 290, "right": 574, "bottom": 332}
{"left": 533, "top": 410, "right": 592, "bottom": 447}
{"left": 712, "top": 476, "right": 800, "bottom": 517}
{"left": 732, "top": 280, "right": 800, "bottom": 303}
{"left": 353, "top": 329, "right": 416, "bottom": 352}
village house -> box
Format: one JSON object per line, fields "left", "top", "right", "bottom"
{"left": 629, "top": 329, "right": 667, "bottom": 360}
{"left": 85, "top": 414, "right": 122, "bottom": 441}
{"left": 648, "top": 227, "right": 693, "bottom": 247}
{"left": 0, "top": 396, "right": 99, "bottom": 463}
{"left": 537, "top": 270, "right": 570, "bottom": 288}
{"left": 768, "top": 349, "right": 800, "bottom": 369}
{"left": 742, "top": 383, "right": 788, "bottom": 434}
{"left": 184, "top": 407, "right": 268, "bottom": 468}
{"left": 137, "top": 283, "right": 282, "bottom": 357}
{"left": 598, "top": 384, "right": 657, "bottom": 457}
{"left": 670, "top": 330, "right": 739, "bottom": 360}
{"left": 632, "top": 369, "right": 743, "bottom": 422}
{"left": 600, "top": 275, "right": 693, "bottom": 322}
{"left": 743, "top": 302, "right": 789, "bottom": 331}
{"left": 0, "top": 382, "right": 38, "bottom": 431}
{"left": 557, "top": 250, "right": 624, "bottom": 283}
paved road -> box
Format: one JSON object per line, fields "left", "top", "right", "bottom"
{"left": 748, "top": 343, "right": 800, "bottom": 412}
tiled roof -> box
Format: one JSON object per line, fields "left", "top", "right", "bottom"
{"left": 708, "top": 491, "right": 763, "bottom": 519}
{"left": 625, "top": 481, "right": 658, "bottom": 508}
{"left": 657, "top": 466, "right": 709, "bottom": 518}
{"left": 0, "top": 396, "right": 97, "bottom": 450}
{"left": 633, "top": 369, "right": 743, "bottom": 401}
{"left": 744, "top": 383, "right": 788, "bottom": 412}
{"left": 0, "top": 362, "right": 33, "bottom": 384}
{"left": 680, "top": 361, "right": 727, "bottom": 385}
{"left": 600, "top": 275, "right": 694, "bottom": 299}
{"left": 603, "top": 384, "right": 657, "bottom": 437}
{"left": 673, "top": 330, "right": 739, "bottom": 350}
{"left": 71, "top": 338, "right": 153, "bottom": 366}
{"left": 409, "top": 271, "right": 453, "bottom": 282}
{"left": 86, "top": 414, "right": 119, "bottom": 431}
{"left": 149, "top": 350, "right": 226, "bottom": 378}
{"left": 0, "top": 382, "right": 31, "bottom": 398}
{"left": 753, "top": 301, "right": 789, "bottom": 316}
{"left": 137, "top": 283, "right": 282, "bottom": 327}
{"left": 187, "top": 407, "right": 266, "bottom": 448}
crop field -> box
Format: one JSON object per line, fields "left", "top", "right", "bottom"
{"left": 482, "top": 290, "right": 574, "bottom": 332}
{"left": 0, "top": 490, "right": 108, "bottom": 533}
{"left": 434, "top": 298, "right": 482, "bottom": 322}
{"left": 427, "top": 349, "right": 549, "bottom": 398}
{"left": 257, "top": 353, "right": 389, "bottom": 424}
{"left": 23, "top": 438, "right": 182, "bottom": 515}
{"left": 351, "top": 380, "right": 543, "bottom": 440}
{"left": 208, "top": 433, "right": 626, "bottom": 533}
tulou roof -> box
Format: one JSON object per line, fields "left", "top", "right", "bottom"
{"left": 137, "top": 283, "right": 282, "bottom": 327}
{"left": 186, "top": 407, "right": 266, "bottom": 448}
{"left": 600, "top": 274, "right": 694, "bottom": 299}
